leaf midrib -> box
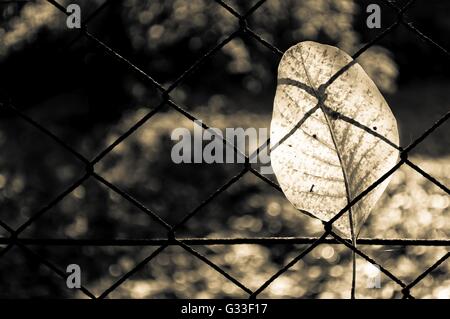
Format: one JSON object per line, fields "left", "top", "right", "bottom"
{"left": 296, "top": 44, "right": 356, "bottom": 239}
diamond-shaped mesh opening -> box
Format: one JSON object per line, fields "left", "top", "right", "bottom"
{"left": 25, "top": 244, "right": 161, "bottom": 298}
{"left": 19, "top": 178, "right": 168, "bottom": 239}
{"left": 0, "top": 245, "right": 71, "bottom": 298}
{"left": 108, "top": 245, "right": 252, "bottom": 298}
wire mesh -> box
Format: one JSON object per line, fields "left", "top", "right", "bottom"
{"left": 0, "top": 0, "right": 448, "bottom": 299}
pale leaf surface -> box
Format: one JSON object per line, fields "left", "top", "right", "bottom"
{"left": 270, "top": 41, "right": 399, "bottom": 237}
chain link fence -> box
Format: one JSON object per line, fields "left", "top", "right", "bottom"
{"left": 0, "top": 0, "right": 449, "bottom": 299}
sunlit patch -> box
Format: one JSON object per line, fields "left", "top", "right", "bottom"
{"left": 11, "top": 176, "right": 25, "bottom": 193}
{"left": 0, "top": 174, "right": 6, "bottom": 189}
{"left": 330, "top": 265, "right": 344, "bottom": 278}
{"left": 434, "top": 286, "right": 450, "bottom": 299}
{"left": 363, "top": 262, "right": 381, "bottom": 279}
{"left": 308, "top": 266, "right": 322, "bottom": 279}
{"left": 269, "top": 277, "right": 295, "bottom": 296}
{"left": 418, "top": 210, "right": 433, "bottom": 225}
{"left": 429, "top": 194, "right": 449, "bottom": 209}
{"left": 72, "top": 185, "right": 86, "bottom": 199}
{"left": 130, "top": 281, "right": 153, "bottom": 299}
{"left": 320, "top": 245, "right": 335, "bottom": 260}
{"left": 64, "top": 215, "right": 88, "bottom": 237}
{"left": 266, "top": 201, "right": 281, "bottom": 216}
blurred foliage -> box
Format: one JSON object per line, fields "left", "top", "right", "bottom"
{"left": 1, "top": 0, "right": 397, "bottom": 95}
{"left": 1, "top": 104, "right": 449, "bottom": 298}
{"left": 0, "top": 0, "right": 449, "bottom": 299}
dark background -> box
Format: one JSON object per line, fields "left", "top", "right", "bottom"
{"left": 0, "top": 0, "right": 448, "bottom": 298}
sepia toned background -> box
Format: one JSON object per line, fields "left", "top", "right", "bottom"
{"left": 0, "top": 0, "right": 448, "bottom": 298}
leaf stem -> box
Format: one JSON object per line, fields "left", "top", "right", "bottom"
{"left": 351, "top": 238, "right": 357, "bottom": 299}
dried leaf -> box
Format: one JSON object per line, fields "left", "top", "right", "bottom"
{"left": 270, "top": 41, "right": 399, "bottom": 237}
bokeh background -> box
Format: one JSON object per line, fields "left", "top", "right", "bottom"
{"left": 0, "top": 0, "right": 449, "bottom": 298}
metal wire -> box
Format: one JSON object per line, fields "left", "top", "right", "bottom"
{"left": 0, "top": 0, "right": 448, "bottom": 299}
{"left": 0, "top": 237, "right": 448, "bottom": 247}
